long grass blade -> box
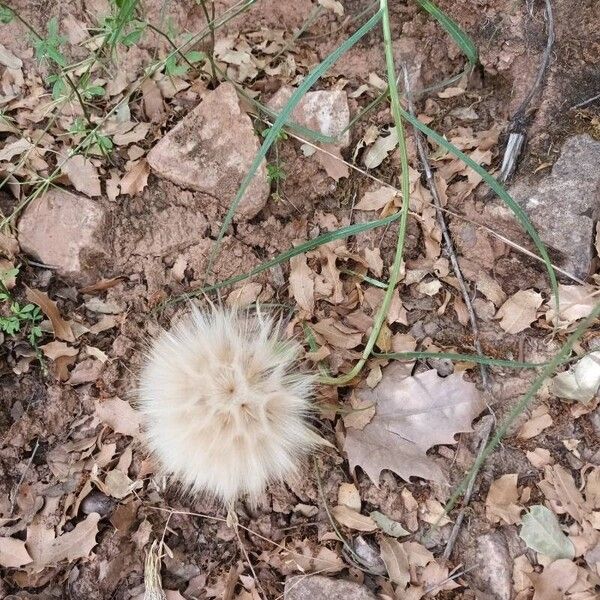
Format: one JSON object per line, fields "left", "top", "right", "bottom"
{"left": 417, "top": 0, "right": 478, "bottom": 64}
{"left": 205, "top": 8, "right": 383, "bottom": 278}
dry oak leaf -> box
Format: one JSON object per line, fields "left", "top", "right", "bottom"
{"left": 312, "top": 318, "right": 362, "bottom": 349}
{"left": 0, "top": 537, "right": 33, "bottom": 568}
{"left": 95, "top": 397, "right": 141, "bottom": 437}
{"left": 354, "top": 185, "right": 397, "bottom": 211}
{"left": 26, "top": 512, "right": 100, "bottom": 571}
{"left": 496, "top": 289, "right": 543, "bottom": 334}
{"left": 485, "top": 474, "right": 523, "bottom": 525}
{"left": 119, "top": 158, "right": 150, "bottom": 197}
{"left": 345, "top": 363, "right": 484, "bottom": 484}
{"left": 518, "top": 405, "right": 553, "bottom": 440}
{"left": 25, "top": 287, "right": 74, "bottom": 342}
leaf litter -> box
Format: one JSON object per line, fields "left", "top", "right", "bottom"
{"left": 0, "top": 0, "right": 599, "bottom": 598}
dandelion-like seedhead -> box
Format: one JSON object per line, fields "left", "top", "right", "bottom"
{"left": 137, "top": 307, "right": 316, "bottom": 506}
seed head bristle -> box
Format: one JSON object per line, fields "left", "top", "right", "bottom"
{"left": 137, "top": 307, "right": 316, "bottom": 505}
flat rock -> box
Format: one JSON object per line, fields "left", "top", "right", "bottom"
{"left": 18, "top": 188, "right": 107, "bottom": 281}
{"left": 510, "top": 134, "right": 600, "bottom": 279}
{"left": 147, "top": 82, "right": 269, "bottom": 220}
{"left": 268, "top": 86, "right": 350, "bottom": 180}
{"left": 284, "top": 576, "right": 377, "bottom": 600}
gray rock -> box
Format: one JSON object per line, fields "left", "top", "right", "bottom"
{"left": 464, "top": 532, "right": 512, "bottom": 600}
{"left": 284, "top": 576, "right": 377, "bottom": 600}
{"left": 147, "top": 82, "right": 269, "bottom": 221}
{"left": 510, "top": 134, "right": 600, "bottom": 279}
{"left": 18, "top": 188, "right": 107, "bottom": 281}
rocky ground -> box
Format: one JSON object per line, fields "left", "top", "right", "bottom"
{"left": 0, "top": 1, "right": 599, "bottom": 599}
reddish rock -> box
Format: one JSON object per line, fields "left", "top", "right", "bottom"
{"left": 147, "top": 82, "right": 269, "bottom": 220}
{"left": 18, "top": 188, "right": 107, "bottom": 281}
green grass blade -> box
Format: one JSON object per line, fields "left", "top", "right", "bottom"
{"left": 417, "top": 0, "right": 478, "bottom": 64}
{"left": 397, "top": 108, "right": 558, "bottom": 311}
{"left": 167, "top": 210, "right": 403, "bottom": 305}
{"left": 206, "top": 8, "right": 383, "bottom": 278}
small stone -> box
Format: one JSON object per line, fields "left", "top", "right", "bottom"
{"left": 147, "top": 82, "right": 269, "bottom": 220}
{"left": 81, "top": 490, "right": 114, "bottom": 516}
{"left": 268, "top": 86, "right": 350, "bottom": 180}
{"left": 18, "top": 188, "right": 106, "bottom": 281}
{"left": 510, "top": 135, "right": 600, "bottom": 279}
{"left": 284, "top": 576, "right": 377, "bottom": 600}
{"left": 464, "top": 532, "right": 512, "bottom": 600}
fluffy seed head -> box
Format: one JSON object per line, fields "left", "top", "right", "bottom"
{"left": 137, "top": 307, "right": 315, "bottom": 505}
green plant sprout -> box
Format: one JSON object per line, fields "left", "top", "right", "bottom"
{"left": 0, "top": 267, "right": 43, "bottom": 348}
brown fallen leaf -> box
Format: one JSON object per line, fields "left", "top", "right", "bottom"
{"left": 119, "top": 159, "right": 150, "bottom": 197}
{"left": 40, "top": 340, "right": 78, "bottom": 361}
{"left": 518, "top": 405, "right": 553, "bottom": 440}
{"left": 26, "top": 512, "right": 100, "bottom": 571}
{"left": 496, "top": 289, "right": 543, "bottom": 334}
{"left": 95, "top": 397, "right": 141, "bottom": 437}
{"left": 529, "top": 559, "right": 578, "bottom": 600}
{"left": 546, "top": 284, "right": 598, "bottom": 325}
{"left": 141, "top": 78, "right": 165, "bottom": 122}
{"left": 330, "top": 505, "right": 377, "bottom": 532}
{"left": 378, "top": 538, "right": 410, "bottom": 587}
{"left": 79, "top": 276, "right": 125, "bottom": 294}
{"left": 354, "top": 185, "right": 396, "bottom": 211}
{"left": 60, "top": 154, "right": 101, "bottom": 197}
{"left": 538, "top": 464, "right": 589, "bottom": 524}
{"left": 25, "top": 287, "right": 74, "bottom": 342}
{"left": 68, "top": 358, "right": 103, "bottom": 385}
{"left": 289, "top": 250, "right": 314, "bottom": 313}
{"left": 485, "top": 474, "right": 523, "bottom": 525}
{"left": 312, "top": 318, "right": 362, "bottom": 349}
{"left": 0, "top": 536, "right": 33, "bottom": 568}
{"left": 345, "top": 364, "right": 484, "bottom": 484}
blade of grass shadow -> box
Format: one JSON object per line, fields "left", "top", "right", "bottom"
{"left": 205, "top": 8, "right": 383, "bottom": 279}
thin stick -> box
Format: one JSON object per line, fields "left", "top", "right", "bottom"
{"left": 499, "top": 0, "right": 554, "bottom": 182}
{"left": 402, "top": 65, "right": 490, "bottom": 392}
{"left": 442, "top": 415, "right": 493, "bottom": 560}
{"left": 571, "top": 92, "right": 600, "bottom": 109}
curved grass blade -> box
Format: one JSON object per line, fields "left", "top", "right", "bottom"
{"left": 396, "top": 107, "right": 558, "bottom": 311}
{"left": 417, "top": 0, "right": 478, "bottom": 64}
{"left": 167, "top": 210, "right": 403, "bottom": 305}
{"left": 206, "top": 8, "right": 383, "bottom": 278}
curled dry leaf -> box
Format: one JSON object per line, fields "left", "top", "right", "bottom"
{"left": 496, "top": 289, "right": 543, "bottom": 334}
{"left": 551, "top": 352, "right": 600, "bottom": 404}
{"left": 95, "top": 397, "right": 141, "bottom": 437}
{"left": 538, "top": 464, "right": 589, "bottom": 524}
{"left": 344, "top": 364, "right": 484, "bottom": 484}
{"left": 312, "top": 318, "right": 362, "bottom": 349}
{"left": 25, "top": 287, "right": 74, "bottom": 342}
{"left": 363, "top": 126, "right": 398, "bottom": 169}
{"left": 337, "top": 483, "right": 361, "bottom": 512}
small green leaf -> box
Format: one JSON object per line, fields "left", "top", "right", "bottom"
{"left": 185, "top": 50, "right": 206, "bottom": 63}
{"left": 370, "top": 511, "right": 410, "bottom": 538}
{"left": 0, "top": 6, "right": 14, "bottom": 23}
{"left": 520, "top": 505, "right": 575, "bottom": 560}
{"left": 120, "top": 23, "right": 145, "bottom": 46}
